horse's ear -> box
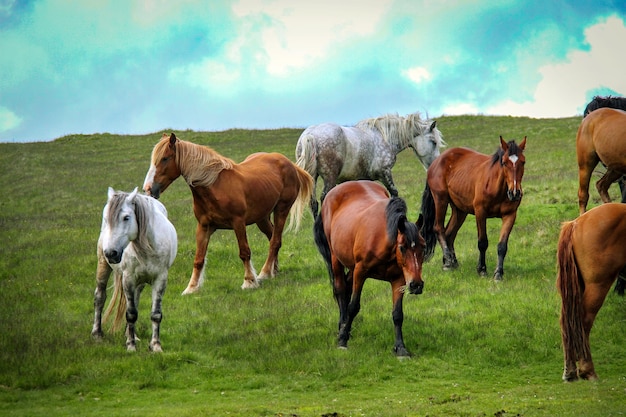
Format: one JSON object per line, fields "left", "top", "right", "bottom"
{"left": 429, "top": 121, "right": 437, "bottom": 131}
{"left": 169, "top": 133, "right": 177, "bottom": 148}
{"left": 499, "top": 135, "right": 508, "bottom": 150}
{"left": 107, "top": 187, "right": 115, "bottom": 200}
{"left": 127, "top": 187, "right": 138, "bottom": 203}
{"left": 519, "top": 136, "right": 527, "bottom": 150}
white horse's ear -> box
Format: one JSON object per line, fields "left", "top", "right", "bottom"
{"left": 108, "top": 187, "right": 115, "bottom": 199}
{"left": 128, "top": 187, "right": 139, "bottom": 203}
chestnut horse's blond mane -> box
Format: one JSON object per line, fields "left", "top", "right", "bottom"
{"left": 152, "top": 134, "right": 235, "bottom": 187}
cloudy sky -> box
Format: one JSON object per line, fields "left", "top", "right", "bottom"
{"left": 1, "top": 0, "right": 625, "bottom": 142}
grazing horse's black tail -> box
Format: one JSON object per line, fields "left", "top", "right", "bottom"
{"left": 420, "top": 183, "right": 438, "bottom": 262}
{"left": 313, "top": 212, "right": 333, "bottom": 285}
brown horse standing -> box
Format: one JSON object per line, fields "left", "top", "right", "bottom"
{"left": 420, "top": 137, "right": 526, "bottom": 280}
{"left": 577, "top": 107, "right": 626, "bottom": 215}
{"left": 557, "top": 203, "right": 626, "bottom": 381}
{"left": 313, "top": 180, "right": 425, "bottom": 357}
{"left": 143, "top": 133, "right": 313, "bottom": 293}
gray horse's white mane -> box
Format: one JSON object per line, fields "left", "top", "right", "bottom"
{"left": 356, "top": 112, "right": 442, "bottom": 148}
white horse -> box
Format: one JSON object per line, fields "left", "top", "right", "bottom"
{"left": 295, "top": 112, "right": 445, "bottom": 217}
{"left": 91, "top": 187, "right": 177, "bottom": 352}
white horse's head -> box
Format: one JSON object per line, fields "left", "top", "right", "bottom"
{"left": 410, "top": 119, "right": 445, "bottom": 169}
{"left": 101, "top": 187, "right": 139, "bottom": 264}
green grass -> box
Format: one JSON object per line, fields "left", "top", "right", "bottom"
{"left": 1, "top": 117, "right": 625, "bottom": 416}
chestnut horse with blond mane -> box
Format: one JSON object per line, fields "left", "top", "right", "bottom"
{"left": 557, "top": 203, "right": 626, "bottom": 381}
{"left": 143, "top": 133, "right": 313, "bottom": 293}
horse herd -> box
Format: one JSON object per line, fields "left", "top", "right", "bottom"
{"left": 92, "top": 97, "right": 626, "bottom": 383}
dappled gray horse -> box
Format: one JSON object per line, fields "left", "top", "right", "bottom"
{"left": 295, "top": 112, "right": 444, "bottom": 217}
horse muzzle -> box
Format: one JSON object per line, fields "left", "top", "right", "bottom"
{"left": 408, "top": 280, "right": 424, "bottom": 295}
{"left": 104, "top": 249, "right": 123, "bottom": 264}
{"left": 507, "top": 189, "right": 522, "bottom": 201}
{"left": 146, "top": 183, "right": 161, "bottom": 199}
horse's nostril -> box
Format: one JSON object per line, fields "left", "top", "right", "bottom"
{"left": 410, "top": 281, "right": 424, "bottom": 294}
{"left": 104, "top": 249, "right": 121, "bottom": 264}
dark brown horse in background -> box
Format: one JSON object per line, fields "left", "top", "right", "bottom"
{"left": 420, "top": 137, "right": 526, "bottom": 281}
{"left": 313, "top": 181, "right": 425, "bottom": 357}
{"left": 143, "top": 133, "right": 313, "bottom": 293}
{"left": 557, "top": 203, "right": 626, "bottom": 381}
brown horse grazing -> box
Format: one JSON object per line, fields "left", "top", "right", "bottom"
{"left": 557, "top": 203, "right": 626, "bottom": 381}
{"left": 577, "top": 107, "right": 626, "bottom": 215}
{"left": 313, "top": 180, "right": 425, "bottom": 357}
{"left": 143, "top": 133, "right": 313, "bottom": 293}
{"left": 420, "top": 136, "right": 526, "bottom": 281}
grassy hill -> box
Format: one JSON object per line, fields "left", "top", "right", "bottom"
{"left": 0, "top": 115, "right": 624, "bottom": 416}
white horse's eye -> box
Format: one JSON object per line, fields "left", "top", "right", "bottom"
{"left": 123, "top": 215, "right": 131, "bottom": 222}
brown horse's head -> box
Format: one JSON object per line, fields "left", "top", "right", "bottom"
{"left": 143, "top": 133, "right": 181, "bottom": 199}
{"left": 387, "top": 199, "right": 425, "bottom": 295}
{"left": 497, "top": 136, "right": 526, "bottom": 202}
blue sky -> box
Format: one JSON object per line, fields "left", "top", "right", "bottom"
{"left": 1, "top": 0, "right": 625, "bottom": 142}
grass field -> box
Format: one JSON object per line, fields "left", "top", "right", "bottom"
{"left": 0, "top": 115, "right": 625, "bottom": 416}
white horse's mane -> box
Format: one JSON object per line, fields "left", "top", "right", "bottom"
{"left": 106, "top": 192, "right": 154, "bottom": 260}
{"left": 356, "top": 112, "right": 444, "bottom": 148}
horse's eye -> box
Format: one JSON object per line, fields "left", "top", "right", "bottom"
{"left": 123, "top": 215, "right": 131, "bottom": 222}
{"left": 161, "top": 157, "right": 170, "bottom": 163}
{"left": 399, "top": 245, "right": 406, "bottom": 254}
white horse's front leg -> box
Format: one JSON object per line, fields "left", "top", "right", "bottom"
{"left": 149, "top": 275, "right": 167, "bottom": 352}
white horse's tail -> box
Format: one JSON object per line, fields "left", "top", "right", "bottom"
{"left": 103, "top": 271, "right": 127, "bottom": 333}
{"left": 295, "top": 132, "right": 318, "bottom": 178}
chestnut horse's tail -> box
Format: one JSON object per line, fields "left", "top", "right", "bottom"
{"left": 313, "top": 211, "right": 333, "bottom": 285}
{"left": 287, "top": 164, "right": 314, "bottom": 232}
{"left": 419, "top": 183, "right": 438, "bottom": 261}
{"left": 556, "top": 220, "right": 590, "bottom": 364}
{"left": 103, "top": 271, "right": 127, "bottom": 333}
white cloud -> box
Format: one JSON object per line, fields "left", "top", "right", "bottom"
{"left": 403, "top": 67, "right": 431, "bottom": 84}
{"left": 0, "top": 107, "right": 22, "bottom": 133}
{"left": 232, "top": 0, "right": 393, "bottom": 75}
{"left": 488, "top": 15, "right": 626, "bottom": 118}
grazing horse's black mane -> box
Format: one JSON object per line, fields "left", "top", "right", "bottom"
{"left": 491, "top": 140, "right": 522, "bottom": 166}
{"left": 385, "top": 196, "right": 419, "bottom": 245}
{"left": 583, "top": 95, "right": 626, "bottom": 117}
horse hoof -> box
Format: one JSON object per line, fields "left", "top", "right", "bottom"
{"left": 394, "top": 346, "right": 412, "bottom": 358}
{"left": 241, "top": 279, "right": 260, "bottom": 290}
{"left": 149, "top": 343, "right": 163, "bottom": 353}
{"left": 126, "top": 344, "right": 137, "bottom": 352}
{"left": 181, "top": 286, "right": 199, "bottom": 295}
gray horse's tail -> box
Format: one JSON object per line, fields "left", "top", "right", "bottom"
{"left": 295, "top": 132, "right": 318, "bottom": 178}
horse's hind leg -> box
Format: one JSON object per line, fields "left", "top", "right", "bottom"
{"left": 443, "top": 207, "right": 467, "bottom": 270}
{"left": 92, "top": 250, "right": 112, "bottom": 339}
{"left": 577, "top": 158, "right": 598, "bottom": 215}
{"left": 148, "top": 275, "right": 167, "bottom": 353}
{"left": 379, "top": 169, "right": 399, "bottom": 197}
{"left": 577, "top": 282, "right": 613, "bottom": 380}
{"left": 257, "top": 216, "right": 278, "bottom": 280}
{"left": 595, "top": 168, "right": 623, "bottom": 203}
